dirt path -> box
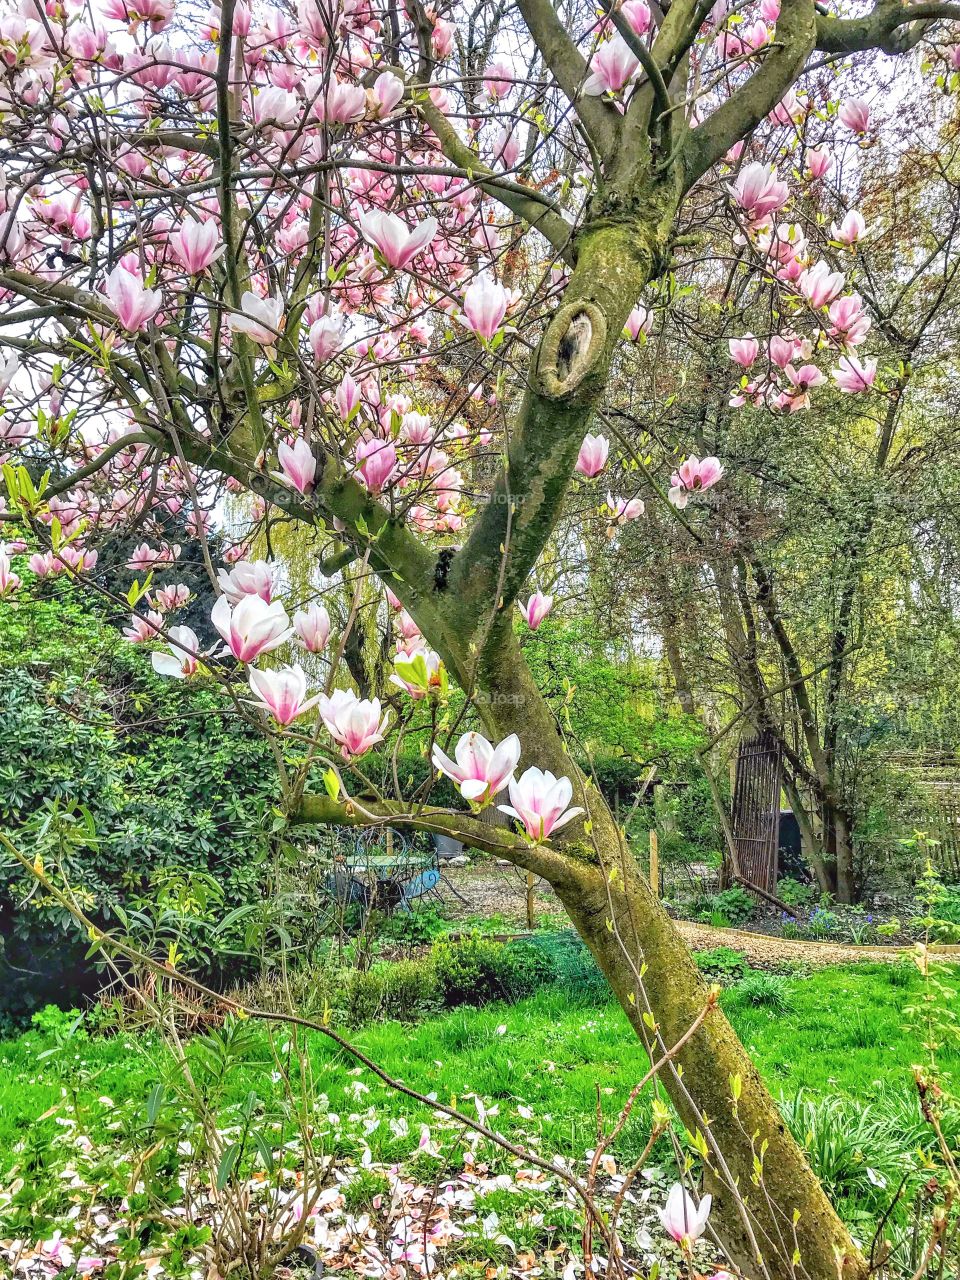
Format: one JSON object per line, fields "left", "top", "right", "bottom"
{"left": 441, "top": 860, "right": 960, "bottom": 968}
{"left": 676, "top": 921, "right": 922, "bottom": 967}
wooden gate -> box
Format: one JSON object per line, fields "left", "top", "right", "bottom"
{"left": 730, "top": 730, "right": 783, "bottom": 893}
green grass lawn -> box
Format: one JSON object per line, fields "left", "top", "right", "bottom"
{"left": 2, "top": 960, "right": 959, "bottom": 1259}
{"left": 1, "top": 963, "right": 955, "bottom": 1167}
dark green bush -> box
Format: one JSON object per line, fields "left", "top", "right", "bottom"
{"left": 343, "top": 960, "right": 441, "bottom": 1024}
{"left": 0, "top": 587, "right": 278, "bottom": 1023}
{"left": 431, "top": 936, "right": 553, "bottom": 1006}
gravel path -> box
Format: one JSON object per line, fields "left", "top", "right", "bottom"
{"left": 441, "top": 860, "right": 960, "bottom": 968}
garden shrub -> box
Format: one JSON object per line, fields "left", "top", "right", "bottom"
{"left": 711, "top": 887, "right": 756, "bottom": 926}
{"left": 919, "top": 886, "right": 960, "bottom": 942}
{"left": 343, "top": 960, "right": 441, "bottom": 1024}
{"left": 0, "top": 587, "right": 278, "bottom": 1023}
{"left": 431, "top": 936, "right": 553, "bottom": 1006}
{"left": 777, "top": 877, "right": 815, "bottom": 911}
{"left": 374, "top": 904, "right": 449, "bottom": 946}
{"left": 693, "top": 887, "right": 755, "bottom": 927}
{"left": 693, "top": 946, "right": 750, "bottom": 983}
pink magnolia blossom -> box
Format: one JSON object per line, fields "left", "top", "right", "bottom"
{"left": 317, "top": 688, "right": 390, "bottom": 759}
{"left": 576, "top": 433, "right": 610, "bottom": 478}
{"left": 518, "top": 590, "right": 553, "bottom": 630}
{"left": 781, "top": 362, "right": 826, "bottom": 411}
{"left": 759, "top": 0, "right": 780, "bottom": 21}
{"left": 832, "top": 354, "right": 876, "bottom": 392}
{"left": 660, "top": 1183, "right": 712, "bottom": 1249}
{"left": 432, "top": 17, "right": 454, "bottom": 57}
{"left": 838, "top": 96, "right": 870, "bottom": 134}
{"left": 798, "top": 260, "right": 845, "bottom": 309}
{"left": 769, "top": 86, "right": 804, "bottom": 125}
{"left": 123, "top": 609, "right": 163, "bottom": 643}
{"left": 390, "top": 646, "right": 445, "bottom": 699}
{"left": 358, "top": 210, "right": 438, "bottom": 269}
{"left": 624, "top": 305, "right": 653, "bottom": 341}
{"left": 498, "top": 767, "right": 584, "bottom": 842}
{"left": 0, "top": 211, "right": 25, "bottom": 262}
{"left": 253, "top": 86, "right": 299, "bottom": 127}
{"left": 228, "top": 291, "right": 284, "bottom": 345}
{"left": 247, "top": 664, "right": 321, "bottom": 725}
{"left": 492, "top": 126, "right": 520, "bottom": 169}
{"left": 669, "top": 455, "right": 724, "bottom": 508}
{"left": 606, "top": 492, "right": 644, "bottom": 526}
{"left": 330, "top": 80, "right": 369, "bottom": 123}
{"left": 335, "top": 372, "right": 361, "bottom": 420}
{"left": 727, "top": 162, "right": 789, "bottom": 223}
{"left": 211, "top": 593, "right": 292, "bottom": 663}
{"left": 729, "top": 334, "right": 759, "bottom": 367}
{"left": 293, "top": 601, "right": 331, "bottom": 652}
{"left": 217, "top": 559, "right": 276, "bottom": 603}
{"left": 583, "top": 35, "right": 639, "bottom": 96}
{"left": 769, "top": 335, "right": 796, "bottom": 368}
{"left": 104, "top": 266, "right": 161, "bottom": 333}
{"left": 461, "top": 276, "right": 509, "bottom": 341}
{"left": 432, "top": 731, "right": 521, "bottom": 804}
{"left": 151, "top": 625, "right": 201, "bottom": 678}
{"left": 354, "top": 437, "right": 397, "bottom": 492}
{"left": 483, "top": 58, "right": 513, "bottom": 100}
{"left": 828, "top": 294, "right": 871, "bottom": 347}
{"left": 369, "top": 70, "right": 404, "bottom": 117}
{"left": 102, "top": 0, "right": 173, "bottom": 30}
{"left": 28, "top": 551, "right": 58, "bottom": 577}
{"left": 128, "top": 542, "right": 180, "bottom": 570}
{"left": 0, "top": 547, "right": 21, "bottom": 596}
{"left": 309, "top": 313, "right": 345, "bottom": 362}
{"left": 621, "top": 0, "right": 651, "bottom": 35}
{"left": 152, "top": 583, "right": 191, "bottom": 611}
{"left": 170, "top": 219, "right": 223, "bottom": 274}
{"left": 786, "top": 363, "right": 826, "bottom": 391}
{"left": 0, "top": 351, "right": 18, "bottom": 397}
{"left": 232, "top": 0, "right": 251, "bottom": 35}
{"left": 832, "top": 210, "right": 866, "bottom": 246}
{"left": 805, "top": 145, "right": 833, "bottom": 180}
{"left": 59, "top": 545, "right": 98, "bottom": 572}
{"left": 275, "top": 437, "right": 317, "bottom": 494}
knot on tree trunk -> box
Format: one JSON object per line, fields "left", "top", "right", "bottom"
{"left": 536, "top": 300, "right": 607, "bottom": 399}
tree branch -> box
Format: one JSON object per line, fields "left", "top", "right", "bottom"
{"left": 417, "top": 93, "right": 577, "bottom": 263}
{"left": 682, "top": 0, "right": 816, "bottom": 188}
{"left": 514, "top": 0, "right": 622, "bottom": 160}
{"left": 815, "top": 0, "right": 960, "bottom": 53}
{"left": 291, "top": 791, "right": 573, "bottom": 881}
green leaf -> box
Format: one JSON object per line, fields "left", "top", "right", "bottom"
{"left": 251, "top": 1130, "right": 275, "bottom": 1174}
{"left": 215, "top": 1142, "right": 242, "bottom": 1189}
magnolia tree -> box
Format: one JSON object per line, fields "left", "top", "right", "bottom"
{"left": 1, "top": 0, "right": 959, "bottom": 1268}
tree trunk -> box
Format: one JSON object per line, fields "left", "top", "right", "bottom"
{"left": 463, "top": 625, "right": 866, "bottom": 1279}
